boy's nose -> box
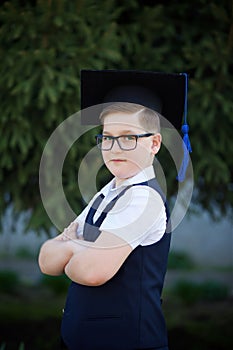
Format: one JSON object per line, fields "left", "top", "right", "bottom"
{"left": 111, "top": 139, "right": 122, "bottom": 152}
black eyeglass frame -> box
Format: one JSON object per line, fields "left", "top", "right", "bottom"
{"left": 95, "top": 133, "right": 154, "bottom": 151}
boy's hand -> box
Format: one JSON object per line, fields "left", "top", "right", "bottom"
{"left": 55, "top": 221, "right": 79, "bottom": 241}
{"left": 63, "top": 221, "right": 79, "bottom": 240}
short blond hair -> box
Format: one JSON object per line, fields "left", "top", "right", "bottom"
{"left": 99, "top": 102, "right": 161, "bottom": 133}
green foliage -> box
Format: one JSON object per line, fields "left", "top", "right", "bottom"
{"left": 172, "top": 279, "right": 229, "bottom": 305}
{"left": 0, "top": 343, "right": 24, "bottom": 350}
{"left": 0, "top": 0, "right": 122, "bottom": 232}
{"left": 117, "top": 0, "right": 233, "bottom": 217}
{"left": 15, "top": 246, "right": 35, "bottom": 259}
{"left": 0, "top": 0, "right": 232, "bottom": 233}
{"left": 41, "top": 274, "right": 70, "bottom": 295}
{"left": 0, "top": 270, "right": 20, "bottom": 294}
{"left": 168, "top": 251, "right": 195, "bottom": 270}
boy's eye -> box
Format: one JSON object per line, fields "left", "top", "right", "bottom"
{"left": 123, "top": 135, "right": 136, "bottom": 141}
{"left": 102, "top": 136, "right": 112, "bottom": 141}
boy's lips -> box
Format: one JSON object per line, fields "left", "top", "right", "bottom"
{"left": 110, "top": 159, "right": 127, "bottom": 162}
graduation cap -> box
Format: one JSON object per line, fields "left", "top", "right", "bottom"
{"left": 80, "top": 69, "right": 192, "bottom": 181}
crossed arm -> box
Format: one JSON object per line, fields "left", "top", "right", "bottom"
{"left": 38, "top": 222, "right": 132, "bottom": 286}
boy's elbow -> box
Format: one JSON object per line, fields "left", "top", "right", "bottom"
{"left": 38, "top": 255, "right": 50, "bottom": 275}
{"left": 85, "top": 270, "right": 109, "bottom": 286}
{"left": 38, "top": 244, "right": 49, "bottom": 273}
{"left": 38, "top": 251, "right": 46, "bottom": 273}
{"left": 38, "top": 252, "right": 62, "bottom": 276}
{"left": 65, "top": 263, "right": 109, "bottom": 286}
{"left": 38, "top": 261, "right": 62, "bottom": 276}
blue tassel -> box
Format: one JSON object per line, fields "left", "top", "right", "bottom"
{"left": 176, "top": 73, "right": 192, "bottom": 182}
{"left": 176, "top": 124, "right": 192, "bottom": 182}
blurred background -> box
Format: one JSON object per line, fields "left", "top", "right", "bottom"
{"left": 0, "top": 0, "right": 232, "bottom": 349}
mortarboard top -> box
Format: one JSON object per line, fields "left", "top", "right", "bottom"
{"left": 80, "top": 69, "right": 192, "bottom": 182}
{"left": 80, "top": 69, "right": 187, "bottom": 129}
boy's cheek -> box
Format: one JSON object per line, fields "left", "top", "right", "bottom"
{"left": 102, "top": 153, "right": 110, "bottom": 163}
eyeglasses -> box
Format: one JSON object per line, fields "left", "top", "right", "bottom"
{"left": 95, "top": 133, "right": 154, "bottom": 151}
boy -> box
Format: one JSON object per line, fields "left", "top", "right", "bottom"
{"left": 38, "top": 70, "right": 188, "bottom": 350}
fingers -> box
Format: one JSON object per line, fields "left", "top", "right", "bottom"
{"left": 62, "top": 221, "right": 79, "bottom": 240}
{"left": 64, "top": 221, "right": 78, "bottom": 231}
{"left": 54, "top": 222, "right": 79, "bottom": 241}
{"left": 69, "top": 221, "right": 79, "bottom": 230}
{"left": 63, "top": 221, "right": 78, "bottom": 232}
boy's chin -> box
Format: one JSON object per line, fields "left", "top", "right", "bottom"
{"left": 105, "top": 162, "right": 143, "bottom": 180}
{"left": 111, "top": 170, "right": 141, "bottom": 181}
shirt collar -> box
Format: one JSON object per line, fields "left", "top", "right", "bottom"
{"left": 117, "top": 165, "right": 155, "bottom": 188}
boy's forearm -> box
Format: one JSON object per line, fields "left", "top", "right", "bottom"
{"left": 38, "top": 239, "right": 73, "bottom": 276}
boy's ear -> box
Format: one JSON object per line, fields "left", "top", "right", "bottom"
{"left": 151, "top": 133, "right": 162, "bottom": 155}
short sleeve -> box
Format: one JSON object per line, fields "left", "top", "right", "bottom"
{"left": 99, "top": 186, "right": 166, "bottom": 249}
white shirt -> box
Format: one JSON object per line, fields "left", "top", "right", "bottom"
{"left": 75, "top": 166, "right": 166, "bottom": 249}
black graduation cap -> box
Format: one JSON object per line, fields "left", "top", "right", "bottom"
{"left": 80, "top": 69, "right": 191, "bottom": 181}
{"left": 81, "top": 69, "right": 186, "bottom": 129}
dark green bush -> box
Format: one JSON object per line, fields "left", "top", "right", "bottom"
{"left": 0, "top": 270, "right": 20, "bottom": 294}
{"left": 41, "top": 274, "right": 70, "bottom": 295}
{"left": 172, "top": 279, "right": 229, "bottom": 305}
{"left": 15, "top": 246, "right": 35, "bottom": 259}
{"left": 0, "top": 342, "right": 24, "bottom": 350}
{"left": 168, "top": 251, "right": 195, "bottom": 270}
{"left": 198, "top": 280, "right": 230, "bottom": 301}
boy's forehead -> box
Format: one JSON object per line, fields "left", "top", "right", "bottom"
{"left": 103, "top": 112, "right": 144, "bottom": 130}
{"left": 103, "top": 113, "right": 143, "bottom": 133}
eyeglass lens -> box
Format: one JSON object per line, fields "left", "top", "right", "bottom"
{"left": 98, "top": 135, "right": 137, "bottom": 150}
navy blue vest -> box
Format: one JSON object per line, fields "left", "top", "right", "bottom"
{"left": 61, "top": 178, "right": 171, "bottom": 350}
